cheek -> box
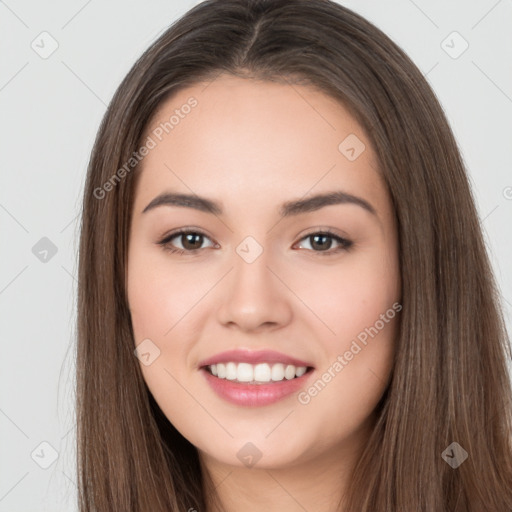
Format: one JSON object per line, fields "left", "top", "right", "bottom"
{"left": 127, "top": 268, "right": 171, "bottom": 344}
{"left": 127, "top": 253, "right": 201, "bottom": 429}
{"left": 293, "top": 247, "right": 400, "bottom": 345}
{"left": 290, "top": 248, "right": 399, "bottom": 414}
{"left": 127, "top": 249, "right": 208, "bottom": 343}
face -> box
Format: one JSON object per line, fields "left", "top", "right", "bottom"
{"left": 127, "top": 74, "right": 401, "bottom": 471}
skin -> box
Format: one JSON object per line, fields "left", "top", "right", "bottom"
{"left": 127, "top": 74, "right": 401, "bottom": 511}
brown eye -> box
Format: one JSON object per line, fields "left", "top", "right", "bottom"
{"left": 296, "top": 231, "right": 353, "bottom": 255}
{"left": 310, "top": 234, "right": 334, "bottom": 251}
{"left": 157, "top": 229, "right": 215, "bottom": 255}
{"left": 180, "top": 232, "right": 204, "bottom": 250}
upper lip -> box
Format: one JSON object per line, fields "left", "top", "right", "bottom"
{"left": 198, "top": 349, "right": 314, "bottom": 368}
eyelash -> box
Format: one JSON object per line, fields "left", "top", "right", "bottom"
{"left": 156, "top": 228, "right": 353, "bottom": 256}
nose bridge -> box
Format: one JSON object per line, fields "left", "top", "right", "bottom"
{"left": 216, "top": 235, "right": 292, "bottom": 331}
{"left": 233, "top": 238, "right": 271, "bottom": 289}
{"left": 230, "top": 235, "right": 275, "bottom": 303}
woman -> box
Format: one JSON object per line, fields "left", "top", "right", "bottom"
{"left": 76, "top": 0, "right": 512, "bottom": 510}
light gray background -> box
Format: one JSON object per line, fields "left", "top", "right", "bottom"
{"left": 1, "top": 0, "right": 511, "bottom": 510}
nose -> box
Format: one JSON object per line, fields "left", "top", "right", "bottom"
{"left": 216, "top": 245, "right": 293, "bottom": 333}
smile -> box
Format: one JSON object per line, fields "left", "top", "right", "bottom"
{"left": 200, "top": 361, "right": 314, "bottom": 407}
{"left": 199, "top": 349, "right": 315, "bottom": 407}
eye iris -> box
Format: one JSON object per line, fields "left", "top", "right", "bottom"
{"left": 311, "top": 234, "right": 332, "bottom": 251}
{"left": 182, "top": 233, "right": 203, "bottom": 250}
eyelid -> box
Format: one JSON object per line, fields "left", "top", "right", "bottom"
{"left": 296, "top": 226, "right": 350, "bottom": 242}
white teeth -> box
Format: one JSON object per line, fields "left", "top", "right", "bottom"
{"left": 207, "top": 362, "right": 309, "bottom": 383}
{"left": 237, "top": 362, "right": 254, "bottom": 382}
{"left": 254, "top": 363, "right": 271, "bottom": 381}
{"left": 284, "top": 365, "right": 296, "bottom": 380}
{"left": 217, "top": 363, "right": 226, "bottom": 378}
{"left": 295, "top": 366, "right": 306, "bottom": 377}
{"left": 225, "top": 362, "right": 237, "bottom": 380}
{"left": 271, "top": 363, "right": 285, "bottom": 381}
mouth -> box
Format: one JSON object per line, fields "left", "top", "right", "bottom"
{"left": 198, "top": 349, "right": 315, "bottom": 406}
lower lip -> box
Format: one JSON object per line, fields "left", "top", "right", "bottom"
{"left": 201, "top": 368, "right": 314, "bottom": 407}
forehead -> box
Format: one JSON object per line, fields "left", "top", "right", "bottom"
{"left": 134, "top": 74, "right": 387, "bottom": 220}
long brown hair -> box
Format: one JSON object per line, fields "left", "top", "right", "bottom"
{"left": 76, "top": 0, "right": 512, "bottom": 510}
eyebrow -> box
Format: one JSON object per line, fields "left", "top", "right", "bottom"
{"left": 142, "top": 190, "right": 377, "bottom": 218}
